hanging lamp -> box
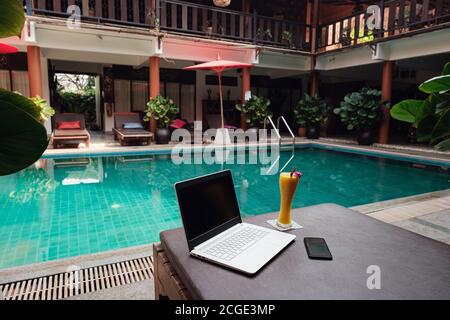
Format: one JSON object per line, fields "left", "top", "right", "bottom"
{"left": 213, "top": 0, "right": 231, "bottom": 8}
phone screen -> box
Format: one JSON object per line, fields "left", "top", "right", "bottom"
{"left": 304, "top": 238, "right": 333, "bottom": 260}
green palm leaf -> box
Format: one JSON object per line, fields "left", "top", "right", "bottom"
{"left": 0, "top": 0, "right": 25, "bottom": 38}
{"left": 0, "top": 92, "right": 49, "bottom": 176}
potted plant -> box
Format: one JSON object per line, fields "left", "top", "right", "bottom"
{"left": 144, "top": 96, "right": 179, "bottom": 145}
{"left": 205, "top": 20, "right": 213, "bottom": 36}
{"left": 334, "top": 88, "right": 385, "bottom": 145}
{"left": 340, "top": 27, "right": 351, "bottom": 46}
{"left": 282, "top": 30, "right": 294, "bottom": 48}
{"left": 30, "top": 96, "right": 55, "bottom": 125}
{"left": 390, "top": 62, "right": 450, "bottom": 151}
{"left": 256, "top": 28, "right": 273, "bottom": 42}
{"left": 236, "top": 95, "right": 272, "bottom": 136}
{"left": 293, "top": 94, "right": 328, "bottom": 139}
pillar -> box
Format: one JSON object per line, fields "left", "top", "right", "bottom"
{"left": 27, "top": 46, "right": 43, "bottom": 98}
{"left": 243, "top": 0, "right": 251, "bottom": 38}
{"left": 310, "top": 70, "right": 319, "bottom": 96}
{"left": 378, "top": 60, "right": 394, "bottom": 144}
{"left": 309, "top": 0, "right": 320, "bottom": 96}
{"left": 240, "top": 67, "right": 251, "bottom": 130}
{"left": 82, "top": 0, "right": 89, "bottom": 16}
{"left": 149, "top": 56, "right": 160, "bottom": 133}
{"left": 310, "top": 0, "right": 319, "bottom": 54}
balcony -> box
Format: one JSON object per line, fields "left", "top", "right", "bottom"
{"left": 24, "top": 1, "right": 450, "bottom": 53}
{"left": 318, "top": 0, "right": 450, "bottom": 52}
{"left": 25, "top": 0, "right": 311, "bottom": 51}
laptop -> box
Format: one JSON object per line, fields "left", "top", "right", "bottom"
{"left": 175, "top": 170, "right": 296, "bottom": 275}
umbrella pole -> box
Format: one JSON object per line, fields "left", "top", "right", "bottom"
{"left": 217, "top": 71, "right": 225, "bottom": 129}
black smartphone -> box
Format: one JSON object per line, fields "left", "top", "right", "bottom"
{"left": 304, "top": 238, "right": 333, "bottom": 260}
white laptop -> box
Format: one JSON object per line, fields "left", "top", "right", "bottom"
{"left": 175, "top": 170, "right": 296, "bottom": 275}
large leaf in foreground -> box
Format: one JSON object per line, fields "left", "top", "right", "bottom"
{"left": 0, "top": 94, "right": 48, "bottom": 176}
{"left": 419, "top": 75, "right": 450, "bottom": 94}
{"left": 436, "top": 138, "right": 450, "bottom": 151}
{"left": 0, "top": 89, "right": 40, "bottom": 120}
{"left": 390, "top": 99, "right": 423, "bottom": 123}
{"left": 442, "top": 62, "right": 450, "bottom": 76}
{"left": 430, "top": 108, "right": 450, "bottom": 144}
{"left": 0, "top": 0, "right": 25, "bottom": 38}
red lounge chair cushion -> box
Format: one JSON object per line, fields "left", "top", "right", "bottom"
{"left": 58, "top": 121, "right": 81, "bottom": 130}
{"left": 170, "top": 119, "right": 187, "bottom": 129}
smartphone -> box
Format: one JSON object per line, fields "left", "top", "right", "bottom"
{"left": 304, "top": 238, "right": 333, "bottom": 260}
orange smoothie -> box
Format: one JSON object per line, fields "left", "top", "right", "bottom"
{"left": 277, "top": 172, "right": 301, "bottom": 228}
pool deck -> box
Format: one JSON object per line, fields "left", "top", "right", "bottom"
{"left": 1, "top": 136, "right": 449, "bottom": 300}
{"left": 44, "top": 133, "right": 450, "bottom": 164}
{"left": 352, "top": 189, "right": 450, "bottom": 245}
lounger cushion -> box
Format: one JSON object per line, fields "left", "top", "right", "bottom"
{"left": 57, "top": 121, "right": 81, "bottom": 130}
{"left": 170, "top": 119, "right": 187, "bottom": 129}
{"left": 113, "top": 128, "right": 153, "bottom": 138}
{"left": 123, "top": 122, "right": 144, "bottom": 129}
{"left": 54, "top": 129, "right": 89, "bottom": 137}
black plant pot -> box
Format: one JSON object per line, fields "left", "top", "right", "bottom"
{"left": 306, "top": 127, "right": 320, "bottom": 140}
{"left": 156, "top": 128, "right": 170, "bottom": 145}
{"left": 357, "top": 130, "right": 374, "bottom": 146}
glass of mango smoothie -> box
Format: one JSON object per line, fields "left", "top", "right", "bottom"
{"left": 277, "top": 170, "right": 302, "bottom": 228}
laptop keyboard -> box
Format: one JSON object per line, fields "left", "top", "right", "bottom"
{"left": 205, "top": 226, "right": 270, "bottom": 261}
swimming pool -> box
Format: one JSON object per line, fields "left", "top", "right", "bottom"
{"left": 0, "top": 146, "right": 449, "bottom": 269}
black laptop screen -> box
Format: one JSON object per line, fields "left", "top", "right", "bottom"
{"left": 175, "top": 171, "right": 242, "bottom": 249}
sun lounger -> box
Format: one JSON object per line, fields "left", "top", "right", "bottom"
{"left": 51, "top": 113, "right": 91, "bottom": 149}
{"left": 113, "top": 112, "right": 154, "bottom": 146}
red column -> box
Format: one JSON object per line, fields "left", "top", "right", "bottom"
{"left": 27, "top": 46, "right": 43, "bottom": 98}
{"left": 378, "top": 61, "right": 394, "bottom": 144}
{"left": 240, "top": 67, "right": 251, "bottom": 130}
{"left": 309, "top": 0, "right": 320, "bottom": 96}
{"left": 310, "top": 70, "right": 319, "bottom": 96}
{"left": 149, "top": 56, "right": 160, "bottom": 133}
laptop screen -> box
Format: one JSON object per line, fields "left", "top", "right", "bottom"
{"left": 175, "top": 170, "right": 242, "bottom": 251}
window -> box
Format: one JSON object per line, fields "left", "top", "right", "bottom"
{"left": 180, "top": 84, "right": 195, "bottom": 122}
{"left": 165, "top": 82, "right": 180, "bottom": 107}
{"left": 0, "top": 69, "right": 30, "bottom": 97}
{"left": 131, "top": 80, "right": 148, "bottom": 111}
{"left": 114, "top": 79, "right": 131, "bottom": 113}
{"left": 11, "top": 71, "right": 30, "bottom": 97}
{"left": 0, "top": 70, "right": 11, "bottom": 90}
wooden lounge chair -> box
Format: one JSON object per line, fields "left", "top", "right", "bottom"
{"left": 113, "top": 112, "right": 154, "bottom": 146}
{"left": 51, "top": 113, "right": 91, "bottom": 149}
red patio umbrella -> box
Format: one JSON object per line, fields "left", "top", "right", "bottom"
{"left": 184, "top": 56, "right": 252, "bottom": 129}
{"left": 0, "top": 43, "right": 19, "bottom": 54}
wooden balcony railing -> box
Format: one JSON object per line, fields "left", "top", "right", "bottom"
{"left": 25, "top": 0, "right": 152, "bottom": 28}
{"left": 157, "top": 0, "right": 311, "bottom": 50}
{"left": 24, "top": 0, "right": 311, "bottom": 51}
{"left": 25, "top": 1, "right": 448, "bottom": 53}
{"left": 318, "top": 0, "right": 450, "bottom": 51}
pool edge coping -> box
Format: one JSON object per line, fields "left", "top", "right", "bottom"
{"left": 42, "top": 140, "right": 450, "bottom": 168}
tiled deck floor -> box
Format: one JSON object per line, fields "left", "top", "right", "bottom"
{"left": 352, "top": 190, "right": 450, "bottom": 245}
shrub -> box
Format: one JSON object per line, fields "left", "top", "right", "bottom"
{"left": 293, "top": 94, "right": 328, "bottom": 128}
{"left": 30, "top": 96, "right": 55, "bottom": 124}
{"left": 334, "top": 88, "right": 385, "bottom": 131}
{"left": 144, "top": 95, "right": 179, "bottom": 128}
{"left": 235, "top": 95, "right": 273, "bottom": 128}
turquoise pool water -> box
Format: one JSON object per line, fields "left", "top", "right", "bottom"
{"left": 0, "top": 147, "right": 449, "bottom": 269}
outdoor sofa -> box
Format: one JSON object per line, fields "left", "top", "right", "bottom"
{"left": 51, "top": 113, "right": 91, "bottom": 149}
{"left": 113, "top": 112, "right": 154, "bottom": 146}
